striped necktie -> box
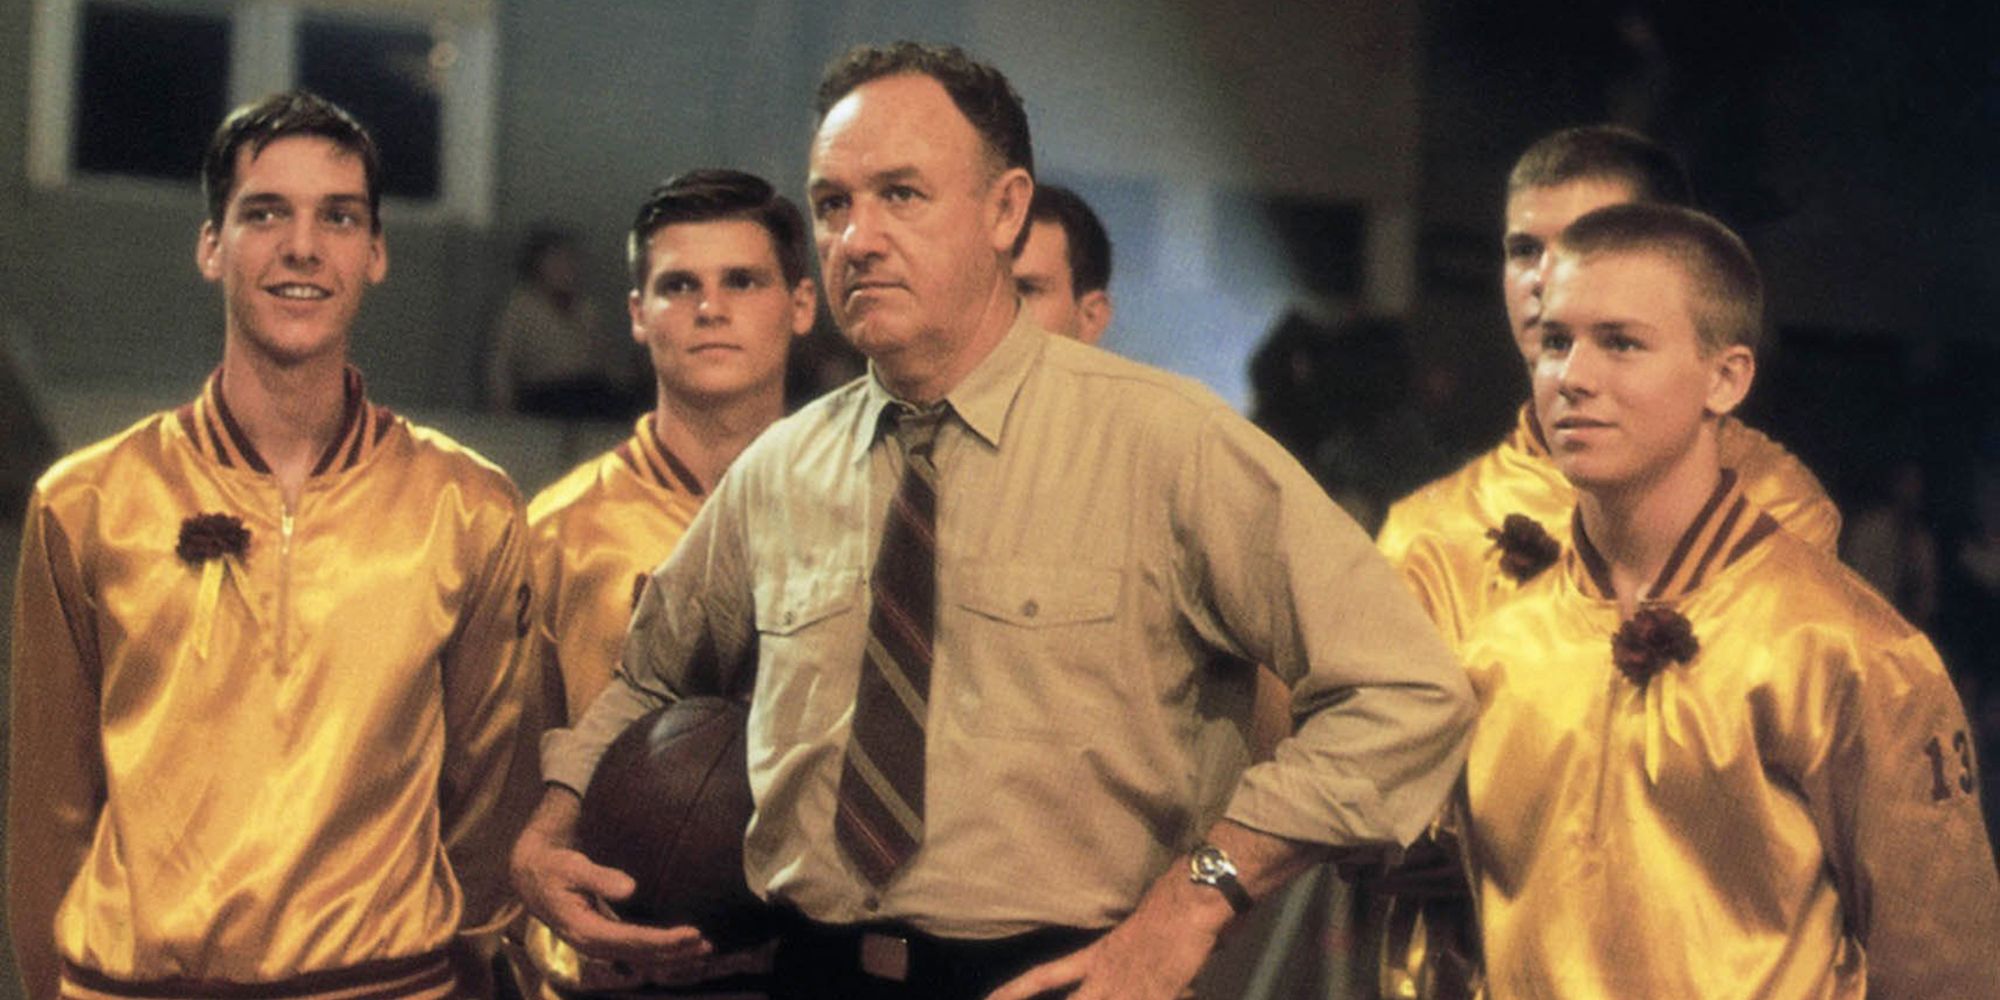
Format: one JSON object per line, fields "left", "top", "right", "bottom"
{"left": 835, "top": 404, "right": 945, "bottom": 887}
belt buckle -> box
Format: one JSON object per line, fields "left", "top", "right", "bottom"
{"left": 859, "top": 931, "right": 912, "bottom": 982}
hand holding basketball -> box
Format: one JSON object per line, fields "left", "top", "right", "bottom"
{"left": 509, "top": 788, "right": 714, "bottom": 969}
{"left": 575, "top": 697, "right": 781, "bottom": 951}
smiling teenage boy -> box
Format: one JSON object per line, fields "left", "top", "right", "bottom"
{"left": 1377, "top": 126, "right": 1838, "bottom": 651}
{"left": 1449, "top": 202, "right": 2000, "bottom": 997}
{"left": 7, "top": 91, "right": 538, "bottom": 1000}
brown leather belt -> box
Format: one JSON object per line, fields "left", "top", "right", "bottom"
{"left": 772, "top": 918, "right": 1099, "bottom": 999}
{"left": 60, "top": 953, "right": 456, "bottom": 1000}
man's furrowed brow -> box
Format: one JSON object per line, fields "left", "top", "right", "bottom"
{"left": 810, "top": 164, "right": 921, "bottom": 193}
{"left": 869, "top": 165, "right": 922, "bottom": 187}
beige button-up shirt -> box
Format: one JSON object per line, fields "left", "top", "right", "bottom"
{"left": 545, "top": 316, "right": 1472, "bottom": 938}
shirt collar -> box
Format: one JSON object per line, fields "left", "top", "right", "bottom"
{"left": 1568, "top": 468, "right": 1783, "bottom": 603}
{"left": 850, "top": 309, "right": 1044, "bottom": 462}
{"left": 618, "top": 413, "right": 705, "bottom": 496}
{"left": 1513, "top": 401, "right": 1551, "bottom": 459}
{"left": 177, "top": 365, "right": 391, "bottom": 477}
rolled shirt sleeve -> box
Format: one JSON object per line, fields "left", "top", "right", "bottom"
{"left": 542, "top": 461, "right": 757, "bottom": 796}
{"left": 1173, "top": 413, "right": 1474, "bottom": 850}
{"left": 541, "top": 321, "right": 1474, "bottom": 935}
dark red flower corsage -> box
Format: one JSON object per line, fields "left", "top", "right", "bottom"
{"left": 177, "top": 513, "right": 251, "bottom": 565}
{"left": 1612, "top": 606, "right": 1699, "bottom": 687}
{"left": 1486, "top": 513, "right": 1559, "bottom": 582}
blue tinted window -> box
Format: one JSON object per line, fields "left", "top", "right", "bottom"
{"left": 299, "top": 17, "right": 441, "bottom": 199}
{"left": 74, "top": 2, "right": 230, "bottom": 181}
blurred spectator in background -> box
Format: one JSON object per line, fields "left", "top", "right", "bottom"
{"left": 1248, "top": 310, "right": 1448, "bottom": 533}
{"left": 1946, "top": 457, "right": 2000, "bottom": 849}
{"left": 1952, "top": 460, "right": 2000, "bottom": 652}
{"left": 1, "top": 331, "right": 58, "bottom": 522}
{"left": 782, "top": 320, "right": 866, "bottom": 410}
{"left": 1012, "top": 183, "right": 1114, "bottom": 344}
{"left": 488, "top": 226, "right": 637, "bottom": 419}
{"left": 1250, "top": 310, "right": 1361, "bottom": 519}
{"left": 1844, "top": 458, "right": 1940, "bottom": 628}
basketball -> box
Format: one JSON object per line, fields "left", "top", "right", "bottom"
{"left": 577, "top": 696, "right": 780, "bottom": 951}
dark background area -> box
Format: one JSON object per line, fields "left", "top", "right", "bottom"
{"left": 1422, "top": 0, "right": 2000, "bottom": 845}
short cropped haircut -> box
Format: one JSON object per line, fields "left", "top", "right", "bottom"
{"left": 202, "top": 90, "right": 382, "bottom": 233}
{"left": 816, "top": 41, "right": 1034, "bottom": 180}
{"left": 1554, "top": 202, "right": 1763, "bottom": 354}
{"left": 628, "top": 169, "right": 811, "bottom": 290}
{"left": 1507, "top": 125, "right": 1693, "bottom": 207}
{"left": 1022, "top": 184, "right": 1113, "bottom": 295}
{"left": 816, "top": 42, "right": 1034, "bottom": 257}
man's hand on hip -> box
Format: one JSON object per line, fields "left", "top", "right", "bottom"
{"left": 985, "top": 821, "right": 1320, "bottom": 1000}
{"left": 982, "top": 873, "right": 1227, "bottom": 1000}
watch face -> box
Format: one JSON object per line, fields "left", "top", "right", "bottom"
{"left": 1191, "top": 845, "right": 1233, "bottom": 880}
{"left": 1188, "top": 844, "right": 1252, "bottom": 914}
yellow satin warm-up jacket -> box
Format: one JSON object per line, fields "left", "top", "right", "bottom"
{"left": 7, "top": 371, "right": 542, "bottom": 1000}
{"left": 514, "top": 416, "right": 707, "bottom": 998}
{"left": 1367, "top": 406, "right": 1841, "bottom": 1000}
{"left": 1454, "top": 475, "right": 2000, "bottom": 997}
{"left": 1378, "top": 403, "right": 1841, "bottom": 647}
{"left": 525, "top": 415, "right": 706, "bottom": 729}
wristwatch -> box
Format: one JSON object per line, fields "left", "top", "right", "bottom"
{"left": 1188, "top": 842, "right": 1252, "bottom": 915}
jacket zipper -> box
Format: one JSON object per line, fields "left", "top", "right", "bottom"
{"left": 278, "top": 505, "right": 294, "bottom": 671}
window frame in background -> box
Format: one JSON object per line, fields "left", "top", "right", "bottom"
{"left": 25, "top": 0, "right": 498, "bottom": 226}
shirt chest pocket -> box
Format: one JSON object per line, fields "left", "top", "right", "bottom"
{"left": 752, "top": 569, "right": 861, "bottom": 740}
{"left": 946, "top": 564, "right": 1123, "bottom": 742}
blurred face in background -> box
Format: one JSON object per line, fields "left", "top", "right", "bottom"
{"left": 1013, "top": 218, "right": 1110, "bottom": 343}
{"left": 1501, "top": 177, "right": 1637, "bottom": 366}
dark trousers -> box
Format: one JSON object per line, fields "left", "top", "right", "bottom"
{"left": 769, "top": 920, "right": 1100, "bottom": 1000}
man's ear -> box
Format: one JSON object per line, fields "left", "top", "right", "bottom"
{"left": 1704, "top": 344, "right": 1755, "bottom": 417}
{"left": 988, "top": 168, "right": 1034, "bottom": 255}
{"left": 1077, "top": 290, "right": 1113, "bottom": 345}
{"left": 365, "top": 232, "right": 388, "bottom": 285}
{"left": 628, "top": 289, "right": 647, "bottom": 345}
{"left": 196, "top": 221, "right": 221, "bottom": 283}
{"left": 789, "top": 278, "right": 818, "bottom": 337}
